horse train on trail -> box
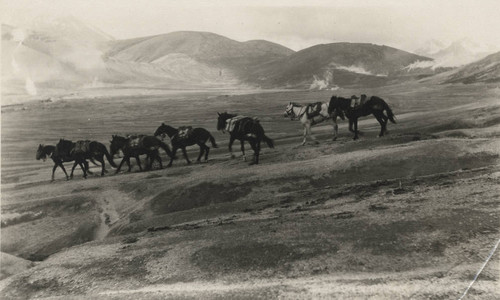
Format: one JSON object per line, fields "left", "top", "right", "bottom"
{"left": 36, "top": 94, "right": 395, "bottom": 181}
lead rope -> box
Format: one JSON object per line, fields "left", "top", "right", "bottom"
{"left": 458, "top": 237, "right": 500, "bottom": 300}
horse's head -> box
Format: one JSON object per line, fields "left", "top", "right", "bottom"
{"left": 36, "top": 144, "right": 46, "bottom": 161}
{"left": 154, "top": 123, "right": 176, "bottom": 139}
{"left": 284, "top": 102, "right": 292, "bottom": 117}
{"left": 216, "top": 112, "right": 231, "bottom": 131}
{"left": 109, "top": 135, "right": 126, "bottom": 157}
{"left": 284, "top": 102, "right": 299, "bottom": 120}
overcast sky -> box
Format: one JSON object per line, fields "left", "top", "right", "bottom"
{"left": 2, "top": 0, "right": 500, "bottom": 51}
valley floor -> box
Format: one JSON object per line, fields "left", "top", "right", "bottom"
{"left": 1, "top": 84, "right": 499, "bottom": 299}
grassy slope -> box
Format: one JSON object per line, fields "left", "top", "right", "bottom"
{"left": 1, "top": 83, "right": 499, "bottom": 299}
{"left": 244, "top": 43, "right": 433, "bottom": 88}
{"left": 444, "top": 51, "right": 500, "bottom": 84}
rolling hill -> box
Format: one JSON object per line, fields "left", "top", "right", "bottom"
{"left": 243, "top": 43, "right": 434, "bottom": 88}
{"left": 2, "top": 18, "right": 444, "bottom": 97}
{"left": 443, "top": 51, "right": 500, "bottom": 84}
{"left": 103, "top": 31, "right": 295, "bottom": 87}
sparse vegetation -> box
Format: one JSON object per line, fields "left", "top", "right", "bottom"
{"left": 1, "top": 84, "right": 499, "bottom": 298}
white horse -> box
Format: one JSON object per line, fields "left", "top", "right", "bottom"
{"left": 284, "top": 101, "right": 340, "bottom": 145}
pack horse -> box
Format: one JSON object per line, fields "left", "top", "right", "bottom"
{"left": 328, "top": 95, "right": 396, "bottom": 140}
{"left": 154, "top": 123, "right": 218, "bottom": 166}
{"left": 217, "top": 112, "right": 274, "bottom": 165}
{"left": 284, "top": 101, "right": 339, "bottom": 145}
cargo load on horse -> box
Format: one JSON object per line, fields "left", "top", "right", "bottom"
{"left": 350, "top": 94, "right": 369, "bottom": 108}
{"left": 153, "top": 123, "right": 218, "bottom": 166}
{"left": 71, "top": 140, "right": 91, "bottom": 155}
{"left": 110, "top": 135, "right": 173, "bottom": 173}
{"left": 305, "top": 102, "right": 323, "bottom": 119}
{"left": 176, "top": 126, "right": 193, "bottom": 140}
{"left": 329, "top": 95, "right": 396, "bottom": 140}
{"left": 217, "top": 112, "right": 273, "bottom": 165}
{"left": 224, "top": 116, "right": 259, "bottom": 134}
{"left": 284, "top": 101, "right": 334, "bottom": 145}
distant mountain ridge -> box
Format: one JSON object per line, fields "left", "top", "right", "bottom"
{"left": 106, "top": 31, "right": 293, "bottom": 63}
{"left": 443, "top": 51, "right": 500, "bottom": 84}
{"left": 414, "top": 38, "right": 499, "bottom": 68}
{"left": 243, "top": 42, "right": 433, "bottom": 88}
{"left": 103, "top": 31, "right": 295, "bottom": 86}
{"left": 6, "top": 17, "right": 498, "bottom": 98}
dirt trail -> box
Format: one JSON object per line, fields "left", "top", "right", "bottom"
{"left": 93, "top": 190, "right": 123, "bottom": 240}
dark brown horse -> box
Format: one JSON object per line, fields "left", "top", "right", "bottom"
{"left": 37, "top": 144, "right": 77, "bottom": 181}
{"left": 53, "top": 139, "right": 117, "bottom": 179}
{"left": 328, "top": 95, "right": 396, "bottom": 140}
{"left": 154, "top": 123, "right": 217, "bottom": 166}
{"left": 109, "top": 135, "right": 173, "bottom": 173}
{"left": 216, "top": 112, "right": 274, "bottom": 165}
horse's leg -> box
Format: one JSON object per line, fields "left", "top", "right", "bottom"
{"left": 51, "top": 164, "right": 58, "bottom": 182}
{"left": 374, "top": 112, "right": 385, "bottom": 137}
{"left": 126, "top": 157, "right": 132, "bottom": 172}
{"left": 248, "top": 139, "right": 258, "bottom": 165}
{"left": 228, "top": 136, "right": 236, "bottom": 158}
{"left": 240, "top": 140, "right": 246, "bottom": 161}
{"left": 59, "top": 163, "right": 69, "bottom": 180}
{"left": 167, "top": 147, "right": 178, "bottom": 167}
{"left": 348, "top": 119, "right": 355, "bottom": 133}
{"left": 85, "top": 158, "right": 94, "bottom": 175}
{"left": 353, "top": 118, "right": 359, "bottom": 140}
{"left": 302, "top": 125, "right": 307, "bottom": 146}
{"left": 381, "top": 113, "right": 389, "bottom": 134}
{"left": 332, "top": 115, "right": 338, "bottom": 141}
{"left": 181, "top": 147, "right": 191, "bottom": 164}
{"left": 196, "top": 143, "right": 204, "bottom": 162}
{"left": 51, "top": 163, "right": 62, "bottom": 182}
{"left": 156, "top": 150, "right": 163, "bottom": 169}
{"left": 147, "top": 151, "right": 158, "bottom": 170}
{"left": 306, "top": 123, "right": 318, "bottom": 144}
{"left": 79, "top": 161, "right": 87, "bottom": 179}
{"left": 204, "top": 145, "right": 210, "bottom": 161}
{"left": 135, "top": 156, "right": 143, "bottom": 171}
{"left": 83, "top": 160, "right": 90, "bottom": 175}
{"left": 115, "top": 157, "right": 126, "bottom": 173}
{"left": 70, "top": 161, "right": 78, "bottom": 179}
{"left": 255, "top": 140, "right": 261, "bottom": 164}
{"left": 97, "top": 156, "right": 106, "bottom": 176}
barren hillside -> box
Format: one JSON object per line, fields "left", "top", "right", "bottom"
{"left": 1, "top": 84, "right": 499, "bottom": 299}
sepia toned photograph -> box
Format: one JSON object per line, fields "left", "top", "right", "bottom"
{"left": 1, "top": 0, "right": 499, "bottom": 298}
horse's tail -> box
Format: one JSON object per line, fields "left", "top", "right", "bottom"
{"left": 383, "top": 101, "right": 396, "bottom": 123}
{"left": 102, "top": 146, "right": 118, "bottom": 168}
{"left": 262, "top": 134, "right": 275, "bottom": 149}
{"left": 159, "top": 141, "right": 174, "bottom": 158}
{"left": 208, "top": 134, "right": 218, "bottom": 148}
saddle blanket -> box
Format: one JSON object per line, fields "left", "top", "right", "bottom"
{"left": 128, "top": 135, "right": 143, "bottom": 148}
{"left": 177, "top": 126, "right": 193, "bottom": 139}
{"left": 351, "top": 95, "right": 369, "bottom": 108}
{"left": 225, "top": 116, "right": 258, "bottom": 133}
{"left": 306, "top": 102, "right": 323, "bottom": 118}
{"left": 71, "top": 140, "right": 91, "bottom": 154}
